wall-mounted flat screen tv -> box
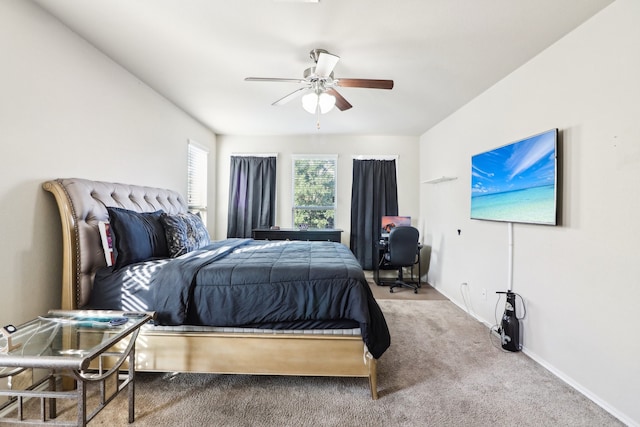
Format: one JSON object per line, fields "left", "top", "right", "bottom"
{"left": 471, "top": 128, "right": 558, "bottom": 225}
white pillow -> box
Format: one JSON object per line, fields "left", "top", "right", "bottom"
{"left": 98, "top": 221, "right": 115, "bottom": 266}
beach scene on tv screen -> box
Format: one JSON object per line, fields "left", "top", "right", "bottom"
{"left": 471, "top": 129, "right": 557, "bottom": 225}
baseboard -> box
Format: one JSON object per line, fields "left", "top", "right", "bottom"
{"left": 522, "top": 348, "right": 635, "bottom": 427}
{"left": 431, "top": 284, "right": 491, "bottom": 326}
{"left": 432, "top": 283, "right": 635, "bottom": 427}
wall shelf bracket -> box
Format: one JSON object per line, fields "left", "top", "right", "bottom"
{"left": 421, "top": 176, "right": 458, "bottom": 184}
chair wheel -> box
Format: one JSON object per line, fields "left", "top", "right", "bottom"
{"left": 389, "top": 288, "right": 394, "bottom": 293}
{"left": 414, "top": 289, "right": 418, "bottom": 294}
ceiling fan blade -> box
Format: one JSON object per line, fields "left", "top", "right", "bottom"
{"left": 326, "top": 88, "right": 352, "bottom": 111}
{"left": 337, "top": 78, "right": 394, "bottom": 89}
{"left": 272, "top": 87, "right": 309, "bottom": 106}
{"left": 245, "top": 77, "right": 305, "bottom": 84}
{"left": 314, "top": 52, "right": 340, "bottom": 77}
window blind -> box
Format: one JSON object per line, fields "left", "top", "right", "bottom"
{"left": 187, "top": 141, "right": 208, "bottom": 216}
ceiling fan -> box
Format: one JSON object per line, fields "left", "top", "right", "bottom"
{"left": 245, "top": 49, "right": 393, "bottom": 125}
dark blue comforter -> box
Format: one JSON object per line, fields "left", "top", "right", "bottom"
{"left": 92, "top": 239, "right": 390, "bottom": 358}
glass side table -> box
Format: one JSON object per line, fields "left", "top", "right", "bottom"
{"left": 0, "top": 310, "right": 153, "bottom": 426}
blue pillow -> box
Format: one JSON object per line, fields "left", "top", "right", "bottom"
{"left": 106, "top": 207, "right": 169, "bottom": 269}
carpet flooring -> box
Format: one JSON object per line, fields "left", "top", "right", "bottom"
{"left": 16, "top": 297, "right": 621, "bottom": 426}
{"left": 366, "top": 275, "right": 447, "bottom": 301}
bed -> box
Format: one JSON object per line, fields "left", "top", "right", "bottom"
{"left": 43, "top": 178, "right": 389, "bottom": 399}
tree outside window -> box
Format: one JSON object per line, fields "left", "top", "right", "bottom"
{"left": 292, "top": 155, "right": 337, "bottom": 229}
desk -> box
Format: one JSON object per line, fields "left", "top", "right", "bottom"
{"left": 373, "top": 239, "right": 422, "bottom": 287}
{"left": 0, "top": 310, "right": 152, "bottom": 426}
{"left": 252, "top": 228, "right": 343, "bottom": 242}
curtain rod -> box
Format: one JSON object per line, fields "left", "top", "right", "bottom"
{"left": 230, "top": 153, "right": 278, "bottom": 157}
{"left": 352, "top": 155, "right": 398, "bottom": 160}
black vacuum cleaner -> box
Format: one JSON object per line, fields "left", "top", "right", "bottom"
{"left": 496, "top": 290, "right": 522, "bottom": 352}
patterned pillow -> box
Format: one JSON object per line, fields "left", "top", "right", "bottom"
{"left": 160, "top": 212, "right": 211, "bottom": 257}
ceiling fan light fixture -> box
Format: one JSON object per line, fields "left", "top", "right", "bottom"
{"left": 301, "top": 92, "right": 317, "bottom": 114}
{"left": 318, "top": 92, "right": 336, "bottom": 113}
{"left": 246, "top": 47, "right": 393, "bottom": 124}
{"left": 302, "top": 91, "right": 336, "bottom": 114}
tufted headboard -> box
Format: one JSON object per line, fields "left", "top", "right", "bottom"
{"left": 43, "top": 178, "right": 188, "bottom": 310}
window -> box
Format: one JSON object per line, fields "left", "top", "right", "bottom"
{"left": 292, "top": 155, "right": 337, "bottom": 229}
{"left": 187, "top": 140, "right": 208, "bottom": 223}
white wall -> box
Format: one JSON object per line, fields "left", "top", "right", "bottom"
{"left": 0, "top": 1, "right": 216, "bottom": 326}
{"left": 215, "top": 134, "right": 420, "bottom": 244}
{"left": 419, "top": 0, "right": 639, "bottom": 424}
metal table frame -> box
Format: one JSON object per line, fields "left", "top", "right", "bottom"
{"left": 0, "top": 311, "right": 151, "bottom": 426}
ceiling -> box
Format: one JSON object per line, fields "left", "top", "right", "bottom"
{"left": 32, "top": 0, "right": 614, "bottom": 136}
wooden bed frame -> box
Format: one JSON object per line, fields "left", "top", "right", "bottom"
{"left": 43, "top": 178, "right": 378, "bottom": 399}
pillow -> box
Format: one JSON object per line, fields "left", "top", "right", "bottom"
{"left": 98, "top": 221, "right": 115, "bottom": 266}
{"left": 106, "top": 207, "right": 169, "bottom": 269}
{"left": 160, "top": 212, "right": 211, "bottom": 257}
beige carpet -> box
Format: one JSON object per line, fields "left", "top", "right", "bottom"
{"left": 16, "top": 299, "right": 621, "bottom": 426}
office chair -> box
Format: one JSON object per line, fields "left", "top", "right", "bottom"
{"left": 382, "top": 226, "right": 420, "bottom": 294}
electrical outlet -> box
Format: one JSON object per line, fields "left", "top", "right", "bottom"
{"left": 481, "top": 288, "right": 487, "bottom": 300}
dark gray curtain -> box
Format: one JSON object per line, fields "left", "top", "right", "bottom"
{"left": 350, "top": 159, "right": 398, "bottom": 269}
{"left": 227, "top": 156, "right": 277, "bottom": 238}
